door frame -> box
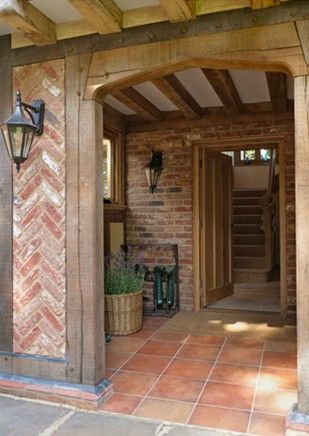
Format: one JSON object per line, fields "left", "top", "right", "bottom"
{"left": 192, "top": 136, "right": 287, "bottom": 318}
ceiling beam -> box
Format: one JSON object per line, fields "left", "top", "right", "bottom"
{"left": 152, "top": 74, "right": 203, "bottom": 119}
{"left": 67, "top": 0, "right": 122, "bottom": 34}
{"left": 112, "top": 87, "right": 162, "bottom": 121}
{"left": 159, "top": 0, "right": 195, "bottom": 22}
{"left": 266, "top": 72, "right": 288, "bottom": 112}
{"left": 0, "top": 0, "right": 56, "bottom": 45}
{"left": 251, "top": 0, "right": 280, "bottom": 9}
{"left": 202, "top": 69, "right": 243, "bottom": 115}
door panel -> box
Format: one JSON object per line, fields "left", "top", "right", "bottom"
{"left": 200, "top": 149, "right": 233, "bottom": 306}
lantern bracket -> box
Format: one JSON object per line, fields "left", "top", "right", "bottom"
{"left": 22, "top": 99, "right": 45, "bottom": 136}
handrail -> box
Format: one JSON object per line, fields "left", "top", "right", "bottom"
{"left": 267, "top": 148, "right": 276, "bottom": 196}
{"left": 263, "top": 148, "right": 276, "bottom": 271}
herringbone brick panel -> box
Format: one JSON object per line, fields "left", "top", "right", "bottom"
{"left": 13, "top": 60, "right": 66, "bottom": 358}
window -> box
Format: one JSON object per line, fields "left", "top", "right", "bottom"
{"left": 103, "top": 137, "right": 113, "bottom": 200}
{"left": 234, "top": 148, "right": 272, "bottom": 166}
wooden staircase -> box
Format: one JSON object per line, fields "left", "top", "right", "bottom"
{"left": 233, "top": 189, "right": 272, "bottom": 283}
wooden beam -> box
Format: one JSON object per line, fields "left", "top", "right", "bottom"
{"left": 251, "top": 0, "right": 281, "bottom": 9}
{"left": 0, "top": 0, "right": 56, "bottom": 45}
{"left": 159, "top": 0, "right": 195, "bottom": 22}
{"left": 152, "top": 74, "right": 203, "bottom": 119}
{"left": 266, "top": 72, "right": 288, "bottom": 112}
{"left": 202, "top": 69, "right": 243, "bottom": 115}
{"left": 113, "top": 87, "right": 162, "bottom": 121}
{"left": 67, "top": 0, "right": 122, "bottom": 34}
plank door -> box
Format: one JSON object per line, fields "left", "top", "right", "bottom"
{"left": 199, "top": 149, "right": 233, "bottom": 306}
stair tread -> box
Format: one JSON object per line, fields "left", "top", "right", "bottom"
{"left": 234, "top": 255, "right": 266, "bottom": 259}
{"left": 233, "top": 268, "right": 271, "bottom": 272}
{"left": 234, "top": 244, "right": 265, "bottom": 248}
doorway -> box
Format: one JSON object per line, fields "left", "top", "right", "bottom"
{"left": 193, "top": 137, "right": 287, "bottom": 317}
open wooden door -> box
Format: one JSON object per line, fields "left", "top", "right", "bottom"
{"left": 199, "top": 149, "right": 233, "bottom": 307}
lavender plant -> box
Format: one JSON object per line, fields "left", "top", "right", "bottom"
{"left": 104, "top": 251, "right": 145, "bottom": 295}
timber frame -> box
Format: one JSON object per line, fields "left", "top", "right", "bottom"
{"left": 0, "top": 2, "right": 307, "bottom": 394}
{"left": 192, "top": 137, "right": 287, "bottom": 317}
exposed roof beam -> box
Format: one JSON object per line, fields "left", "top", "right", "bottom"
{"left": 159, "top": 0, "right": 195, "bottom": 22}
{"left": 152, "top": 74, "right": 203, "bottom": 119}
{"left": 202, "top": 69, "right": 243, "bottom": 115}
{"left": 112, "top": 87, "right": 162, "bottom": 121}
{"left": 266, "top": 72, "right": 288, "bottom": 112}
{"left": 67, "top": 0, "right": 122, "bottom": 34}
{"left": 251, "top": 0, "right": 280, "bottom": 9}
{"left": 0, "top": 0, "right": 56, "bottom": 45}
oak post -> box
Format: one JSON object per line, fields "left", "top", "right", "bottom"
{"left": 295, "top": 75, "right": 309, "bottom": 414}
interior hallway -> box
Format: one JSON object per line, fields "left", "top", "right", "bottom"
{"left": 103, "top": 311, "right": 296, "bottom": 436}
{"left": 208, "top": 281, "right": 281, "bottom": 313}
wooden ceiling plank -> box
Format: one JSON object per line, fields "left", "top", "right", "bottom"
{"left": 159, "top": 0, "right": 195, "bottom": 22}
{"left": 266, "top": 72, "right": 288, "bottom": 112}
{"left": 67, "top": 0, "right": 122, "bottom": 34}
{"left": 202, "top": 69, "right": 243, "bottom": 115}
{"left": 152, "top": 74, "right": 202, "bottom": 119}
{"left": 113, "top": 87, "right": 162, "bottom": 121}
{"left": 0, "top": 0, "right": 56, "bottom": 45}
{"left": 251, "top": 0, "right": 281, "bottom": 9}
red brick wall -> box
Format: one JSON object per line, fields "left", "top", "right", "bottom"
{"left": 126, "top": 112, "right": 296, "bottom": 316}
{"left": 13, "top": 60, "right": 66, "bottom": 357}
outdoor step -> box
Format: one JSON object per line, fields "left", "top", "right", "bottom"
{"left": 233, "top": 224, "right": 263, "bottom": 234}
{"left": 233, "top": 234, "right": 265, "bottom": 245}
{"left": 233, "top": 197, "right": 261, "bottom": 206}
{"left": 233, "top": 205, "right": 262, "bottom": 215}
{"left": 234, "top": 244, "right": 265, "bottom": 257}
{"left": 233, "top": 268, "right": 271, "bottom": 283}
{"left": 234, "top": 256, "right": 267, "bottom": 268}
{"left": 233, "top": 214, "right": 261, "bottom": 224}
{"left": 233, "top": 189, "right": 266, "bottom": 198}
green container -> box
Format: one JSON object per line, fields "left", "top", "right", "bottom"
{"left": 154, "top": 265, "right": 164, "bottom": 308}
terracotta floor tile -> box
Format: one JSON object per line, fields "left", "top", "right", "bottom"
{"left": 100, "top": 393, "right": 142, "bottom": 414}
{"left": 264, "top": 340, "right": 297, "bottom": 353}
{"left": 199, "top": 381, "right": 254, "bottom": 410}
{"left": 262, "top": 351, "right": 297, "bottom": 369}
{"left": 134, "top": 398, "right": 194, "bottom": 423}
{"left": 249, "top": 412, "right": 286, "bottom": 436}
{"left": 138, "top": 340, "right": 181, "bottom": 357}
{"left": 112, "top": 371, "right": 158, "bottom": 396}
{"left": 258, "top": 367, "right": 297, "bottom": 391}
{"left": 148, "top": 375, "right": 204, "bottom": 403}
{"left": 210, "top": 363, "right": 259, "bottom": 386}
{"left": 122, "top": 354, "right": 171, "bottom": 374}
{"left": 143, "top": 317, "right": 167, "bottom": 328}
{"left": 189, "top": 404, "right": 250, "bottom": 433}
{"left": 106, "top": 352, "right": 132, "bottom": 370}
{"left": 178, "top": 344, "right": 220, "bottom": 361}
{"left": 107, "top": 337, "right": 145, "bottom": 353}
{"left": 254, "top": 387, "right": 297, "bottom": 415}
{"left": 164, "top": 358, "right": 212, "bottom": 380}
{"left": 225, "top": 337, "right": 264, "bottom": 349}
{"left": 187, "top": 335, "right": 225, "bottom": 346}
{"left": 129, "top": 328, "right": 156, "bottom": 339}
{"left": 219, "top": 346, "right": 262, "bottom": 366}
{"left": 152, "top": 330, "right": 189, "bottom": 343}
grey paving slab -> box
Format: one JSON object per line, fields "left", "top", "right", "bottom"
{"left": 0, "top": 396, "right": 69, "bottom": 436}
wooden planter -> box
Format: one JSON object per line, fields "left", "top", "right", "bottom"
{"left": 105, "top": 289, "right": 143, "bottom": 335}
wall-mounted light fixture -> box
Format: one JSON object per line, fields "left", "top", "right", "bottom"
{"left": 1, "top": 90, "right": 45, "bottom": 172}
{"left": 144, "top": 150, "right": 163, "bottom": 193}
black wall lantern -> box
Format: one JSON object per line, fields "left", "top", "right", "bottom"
{"left": 1, "top": 90, "right": 45, "bottom": 172}
{"left": 145, "top": 150, "right": 163, "bottom": 193}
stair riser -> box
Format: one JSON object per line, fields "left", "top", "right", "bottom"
{"left": 233, "top": 206, "right": 261, "bottom": 215}
{"left": 234, "top": 225, "right": 263, "bottom": 234}
{"left": 233, "top": 269, "right": 270, "bottom": 283}
{"left": 234, "top": 235, "right": 265, "bottom": 245}
{"left": 233, "top": 198, "right": 261, "bottom": 206}
{"left": 234, "top": 246, "right": 265, "bottom": 256}
{"left": 234, "top": 257, "right": 267, "bottom": 268}
{"left": 233, "top": 190, "right": 266, "bottom": 198}
{"left": 234, "top": 215, "right": 260, "bottom": 224}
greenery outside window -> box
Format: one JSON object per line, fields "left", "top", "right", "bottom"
{"left": 235, "top": 148, "right": 272, "bottom": 166}
{"left": 103, "top": 127, "right": 125, "bottom": 204}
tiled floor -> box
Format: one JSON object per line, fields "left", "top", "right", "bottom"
{"left": 101, "top": 315, "right": 297, "bottom": 436}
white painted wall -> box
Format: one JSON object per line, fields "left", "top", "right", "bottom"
{"left": 233, "top": 165, "right": 269, "bottom": 189}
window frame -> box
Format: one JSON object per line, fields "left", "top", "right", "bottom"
{"left": 234, "top": 147, "right": 273, "bottom": 166}
{"left": 103, "top": 126, "right": 125, "bottom": 205}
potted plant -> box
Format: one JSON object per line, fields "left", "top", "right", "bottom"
{"left": 104, "top": 252, "right": 145, "bottom": 335}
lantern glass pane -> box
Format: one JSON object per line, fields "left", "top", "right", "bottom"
{"left": 8, "top": 125, "right": 24, "bottom": 158}
{"left": 0, "top": 124, "right": 13, "bottom": 160}
{"left": 21, "top": 127, "right": 35, "bottom": 159}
